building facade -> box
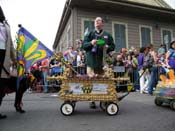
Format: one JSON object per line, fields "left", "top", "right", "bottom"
{"left": 53, "top": 0, "right": 175, "bottom": 52}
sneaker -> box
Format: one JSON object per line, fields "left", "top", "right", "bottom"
{"left": 89, "top": 102, "right": 96, "bottom": 109}
{"left": 143, "top": 90, "right": 148, "bottom": 94}
{"left": 0, "top": 114, "right": 7, "bottom": 119}
{"left": 136, "top": 89, "right": 140, "bottom": 92}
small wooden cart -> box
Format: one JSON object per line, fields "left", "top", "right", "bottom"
{"left": 47, "top": 67, "right": 130, "bottom": 116}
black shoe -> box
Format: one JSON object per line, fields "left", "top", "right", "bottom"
{"left": 18, "top": 109, "right": 26, "bottom": 113}
{"left": 16, "top": 108, "right": 26, "bottom": 113}
{"left": 90, "top": 102, "right": 96, "bottom": 109}
{"left": 0, "top": 114, "right": 7, "bottom": 119}
{"left": 15, "top": 106, "right": 26, "bottom": 113}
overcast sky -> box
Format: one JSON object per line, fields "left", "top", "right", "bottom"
{"left": 0, "top": 0, "right": 175, "bottom": 50}
{"left": 0, "top": 0, "right": 66, "bottom": 50}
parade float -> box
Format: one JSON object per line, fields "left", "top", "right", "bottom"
{"left": 47, "top": 53, "right": 131, "bottom": 116}
{"left": 154, "top": 69, "right": 175, "bottom": 110}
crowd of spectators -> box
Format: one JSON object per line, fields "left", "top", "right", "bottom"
{"left": 29, "top": 39, "right": 175, "bottom": 95}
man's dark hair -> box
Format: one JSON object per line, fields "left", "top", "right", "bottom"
{"left": 0, "top": 6, "right": 6, "bottom": 23}
{"left": 139, "top": 47, "right": 146, "bottom": 53}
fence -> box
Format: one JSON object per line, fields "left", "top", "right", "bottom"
{"left": 31, "top": 65, "right": 165, "bottom": 93}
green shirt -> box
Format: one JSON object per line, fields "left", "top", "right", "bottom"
{"left": 82, "top": 30, "right": 115, "bottom": 69}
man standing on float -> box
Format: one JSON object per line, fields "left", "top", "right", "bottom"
{"left": 82, "top": 17, "right": 115, "bottom": 108}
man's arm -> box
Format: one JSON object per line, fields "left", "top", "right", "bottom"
{"left": 82, "top": 32, "right": 94, "bottom": 51}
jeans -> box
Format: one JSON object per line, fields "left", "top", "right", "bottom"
{"left": 133, "top": 68, "right": 140, "bottom": 90}
{"left": 147, "top": 66, "right": 157, "bottom": 95}
{"left": 42, "top": 71, "right": 48, "bottom": 93}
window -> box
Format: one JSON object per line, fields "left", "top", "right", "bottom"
{"left": 82, "top": 18, "right": 94, "bottom": 38}
{"left": 112, "top": 22, "right": 128, "bottom": 52}
{"left": 161, "top": 29, "right": 173, "bottom": 50}
{"left": 139, "top": 25, "right": 152, "bottom": 47}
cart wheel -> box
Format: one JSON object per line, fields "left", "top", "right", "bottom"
{"left": 99, "top": 102, "right": 107, "bottom": 111}
{"left": 60, "top": 102, "right": 74, "bottom": 116}
{"left": 106, "top": 103, "right": 119, "bottom": 116}
{"left": 170, "top": 101, "right": 175, "bottom": 111}
{"left": 154, "top": 98, "right": 163, "bottom": 106}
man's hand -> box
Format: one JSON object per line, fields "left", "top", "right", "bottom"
{"left": 91, "top": 39, "right": 97, "bottom": 46}
{"left": 104, "top": 44, "right": 109, "bottom": 50}
{"left": 11, "top": 59, "right": 17, "bottom": 66}
{"left": 39, "top": 66, "right": 42, "bottom": 71}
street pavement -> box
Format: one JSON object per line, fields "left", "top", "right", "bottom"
{"left": 0, "top": 92, "right": 175, "bottom": 131}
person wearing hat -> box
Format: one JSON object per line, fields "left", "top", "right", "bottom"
{"left": 82, "top": 17, "right": 115, "bottom": 108}
{"left": 0, "top": 6, "right": 16, "bottom": 119}
{"left": 165, "top": 39, "right": 175, "bottom": 71}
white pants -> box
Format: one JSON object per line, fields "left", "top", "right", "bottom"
{"left": 139, "top": 69, "right": 150, "bottom": 93}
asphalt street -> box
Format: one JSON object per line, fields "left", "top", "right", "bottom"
{"left": 0, "top": 92, "right": 175, "bottom": 131}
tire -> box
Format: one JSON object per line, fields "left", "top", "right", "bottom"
{"left": 60, "top": 102, "right": 74, "bottom": 116}
{"left": 99, "top": 102, "right": 107, "bottom": 111}
{"left": 170, "top": 100, "right": 175, "bottom": 111}
{"left": 154, "top": 98, "right": 163, "bottom": 106}
{"left": 106, "top": 103, "right": 119, "bottom": 116}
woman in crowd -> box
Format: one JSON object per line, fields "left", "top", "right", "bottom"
{"left": 165, "top": 40, "right": 175, "bottom": 71}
